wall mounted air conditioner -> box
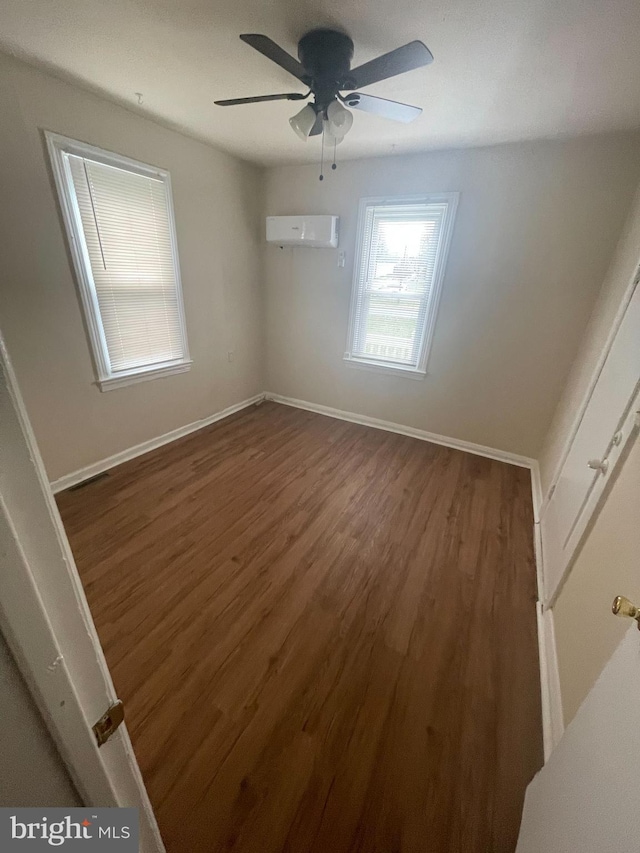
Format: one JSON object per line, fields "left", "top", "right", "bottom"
{"left": 266, "top": 215, "right": 339, "bottom": 248}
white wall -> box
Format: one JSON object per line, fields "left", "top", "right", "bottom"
{"left": 0, "top": 630, "right": 80, "bottom": 806}
{"left": 0, "top": 51, "right": 264, "bottom": 483}
{"left": 264, "top": 134, "right": 640, "bottom": 458}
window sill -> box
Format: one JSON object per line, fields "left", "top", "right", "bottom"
{"left": 343, "top": 357, "right": 427, "bottom": 381}
{"left": 97, "top": 360, "right": 193, "bottom": 391}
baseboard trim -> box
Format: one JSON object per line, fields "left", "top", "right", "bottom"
{"left": 52, "top": 391, "right": 539, "bottom": 493}
{"left": 533, "top": 519, "right": 545, "bottom": 605}
{"left": 530, "top": 460, "right": 543, "bottom": 524}
{"left": 265, "top": 392, "right": 536, "bottom": 469}
{"left": 536, "top": 602, "right": 565, "bottom": 762}
{"left": 50, "top": 393, "right": 266, "bottom": 493}
{"left": 532, "top": 477, "right": 563, "bottom": 763}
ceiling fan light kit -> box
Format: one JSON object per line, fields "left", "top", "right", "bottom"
{"left": 215, "top": 28, "right": 433, "bottom": 178}
{"left": 325, "top": 100, "right": 353, "bottom": 139}
{"left": 289, "top": 104, "right": 318, "bottom": 140}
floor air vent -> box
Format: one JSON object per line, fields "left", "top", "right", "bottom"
{"left": 68, "top": 472, "right": 109, "bottom": 491}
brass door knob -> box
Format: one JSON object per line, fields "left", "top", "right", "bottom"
{"left": 612, "top": 596, "right": 640, "bottom": 630}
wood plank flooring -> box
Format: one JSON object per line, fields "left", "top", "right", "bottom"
{"left": 57, "top": 401, "right": 543, "bottom": 853}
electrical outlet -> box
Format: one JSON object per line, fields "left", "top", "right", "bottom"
{"left": 227, "top": 350, "right": 234, "bottom": 363}
{"left": 338, "top": 251, "right": 346, "bottom": 268}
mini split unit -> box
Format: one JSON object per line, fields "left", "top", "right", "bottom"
{"left": 266, "top": 215, "right": 339, "bottom": 248}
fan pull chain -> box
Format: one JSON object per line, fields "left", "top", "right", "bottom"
{"left": 319, "top": 126, "right": 325, "bottom": 181}
{"left": 332, "top": 138, "right": 337, "bottom": 171}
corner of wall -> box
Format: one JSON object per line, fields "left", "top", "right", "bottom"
{"left": 258, "top": 164, "right": 273, "bottom": 393}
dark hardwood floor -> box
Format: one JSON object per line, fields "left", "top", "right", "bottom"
{"left": 57, "top": 401, "right": 543, "bottom": 853}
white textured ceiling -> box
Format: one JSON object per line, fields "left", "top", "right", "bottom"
{"left": 1, "top": 0, "right": 640, "bottom": 165}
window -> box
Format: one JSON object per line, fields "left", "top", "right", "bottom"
{"left": 46, "top": 132, "right": 190, "bottom": 390}
{"left": 345, "top": 194, "right": 458, "bottom": 378}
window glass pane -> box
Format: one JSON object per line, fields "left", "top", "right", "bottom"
{"left": 369, "top": 218, "right": 437, "bottom": 293}
{"left": 348, "top": 200, "right": 453, "bottom": 371}
{"left": 67, "top": 154, "right": 185, "bottom": 373}
{"left": 363, "top": 293, "right": 422, "bottom": 364}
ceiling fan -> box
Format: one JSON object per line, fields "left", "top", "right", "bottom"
{"left": 215, "top": 29, "right": 433, "bottom": 144}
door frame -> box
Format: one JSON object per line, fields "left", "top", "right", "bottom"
{"left": 0, "top": 331, "right": 164, "bottom": 852}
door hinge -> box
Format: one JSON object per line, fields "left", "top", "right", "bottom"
{"left": 93, "top": 700, "right": 125, "bottom": 747}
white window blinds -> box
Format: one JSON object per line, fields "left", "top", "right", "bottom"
{"left": 46, "top": 133, "right": 190, "bottom": 390}
{"left": 345, "top": 196, "right": 458, "bottom": 375}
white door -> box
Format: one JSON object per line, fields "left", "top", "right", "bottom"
{"left": 516, "top": 624, "right": 640, "bottom": 852}
{"left": 0, "top": 334, "right": 164, "bottom": 852}
{"left": 541, "top": 272, "right": 640, "bottom": 604}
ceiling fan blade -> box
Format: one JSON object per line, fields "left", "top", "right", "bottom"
{"left": 309, "top": 112, "right": 324, "bottom": 136}
{"left": 342, "top": 92, "right": 422, "bottom": 123}
{"left": 215, "top": 93, "right": 308, "bottom": 106}
{"left": 345, "top": 41, "right": 433, "bottom": 90}
{"left": 240, "top": 34, "right": 310, "bottom": 84}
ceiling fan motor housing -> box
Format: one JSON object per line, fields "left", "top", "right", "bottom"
{"left": 298, "top": 29, "right": 356, "bottom": 108}
{"left": 215, "top": 30, "right": 428, "bottom": 129}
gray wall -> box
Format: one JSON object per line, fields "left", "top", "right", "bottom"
{"left": 0, "top": 51, "right": 265, "bottom": 483}
{"left": 0, "top": 630, "right": 80, "bottom": 806}
{"left": 264, "top": 133, "right": 640, "bottom": 458}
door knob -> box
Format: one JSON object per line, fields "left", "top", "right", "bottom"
{"left": 612, "top": 596, "right": 640, "bottom": 630}
{"left": 587, "top": 458, "right": 609, "bottom": 473}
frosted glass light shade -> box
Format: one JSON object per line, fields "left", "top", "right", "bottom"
{"left": 326, "top": 100, "right": 353, "bottom": 138}
{"left": 289, "top": 104, "right": 317, "bottom": 140}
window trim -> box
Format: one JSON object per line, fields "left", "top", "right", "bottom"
{"left": 45, "top": 131, "right": 191, "bottom": 392}
{"left": 344, "top": 193, "right": 459, "bottom": 378}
